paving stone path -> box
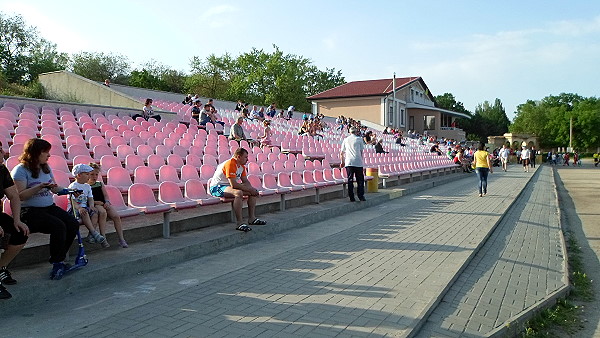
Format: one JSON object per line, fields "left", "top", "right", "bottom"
{"left": 417, "top": 165, "right": 565, "bottom": 337}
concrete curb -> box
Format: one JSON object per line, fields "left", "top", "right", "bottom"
{"left": 406, "top": 166, "right": 541, "bottom": 338}
{"left": 486, "top": 166, "right": 571, "bottom": 337}
{"left": 1, "top": 172, "right": 465, "bottom": 313}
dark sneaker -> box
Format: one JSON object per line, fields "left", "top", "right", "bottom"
{"left": 50, "top": 263, "right": 66, "bottom": 280}
{"left": 0, "top": 267, "right": 16, "bottom": 285}
{"left": 0, "top": 284, "right": 11, "bottom": 299}
{"left": 359, "top": 197, "right": 366, "bottom": 202}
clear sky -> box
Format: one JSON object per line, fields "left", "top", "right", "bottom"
{"left": 1, "top": 0, "right": 599, "bottom": 119}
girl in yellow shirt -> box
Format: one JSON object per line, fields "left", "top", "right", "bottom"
{"left": 473, "top": 143, "right": 493, "bottom": 197}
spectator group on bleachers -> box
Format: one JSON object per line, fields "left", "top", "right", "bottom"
{"left": 0, "top": 96, "right": 459, "bottom": 299}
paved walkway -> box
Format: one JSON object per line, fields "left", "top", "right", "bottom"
{"left": 1, "top": 165, "right": 566, "bottom": 337}
{"left": 417, "top": 165, "right": 565, "bottom": 337}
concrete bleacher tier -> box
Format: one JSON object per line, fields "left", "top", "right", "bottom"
{"left": 0, "top": 97, "right": 460, "bottom": 267}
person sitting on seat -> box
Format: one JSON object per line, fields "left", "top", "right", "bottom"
{"left": 208, "top": 148, "right": 266, "bottom": 232}
{"left": 374, "top": 139, "right": 388, "bottom": 154}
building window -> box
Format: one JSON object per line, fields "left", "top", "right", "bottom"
{"left": 388, "top": 103, "right": 394, "bottom": 126}
{"left": 409, "top": 116, "right": 414, "bottom": 130}
{"left": 424, "top": 115, "right": 435, "bottom": 130}
{"left": 400, "top": 108, "right": 405, "bottom": 126}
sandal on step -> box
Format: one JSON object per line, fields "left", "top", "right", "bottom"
{"left": 249, "top": 218, "right": 267, "bottom": 225}
{"left": 236, "top": 224, "right": 252, "bottom": 232}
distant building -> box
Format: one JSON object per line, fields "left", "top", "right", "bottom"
{"left": 307, "top": 77, "right": 469, "bottom": 140}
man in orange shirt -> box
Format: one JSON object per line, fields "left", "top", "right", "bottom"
{"left": 208, "top": 148, "right": 266, "bottom": 232}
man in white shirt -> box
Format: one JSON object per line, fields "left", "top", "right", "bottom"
{"left": 498, "top": 144, "right": 510, "bottom": 172}
{"left": 340, "top": 127, "right": 366, "bottom": 202}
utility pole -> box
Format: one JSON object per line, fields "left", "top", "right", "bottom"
{"left": 569, "top": 117, "right": 573, "bottom": 152}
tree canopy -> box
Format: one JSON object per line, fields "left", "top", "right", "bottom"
{"left": 511, "top": 93, "right": 600, "bottom": 150}
{"left": 0, "top": 12, "right": 67, "bottom": 84}
{"left": 185, "top": 46, "right": 345, "bottom": 112}
{"left": 68, "top": 51, "right": 131, "bottom": 84}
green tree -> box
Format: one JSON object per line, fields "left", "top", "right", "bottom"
{"left": 475, "top": 98, "right": 510, "bottom": 137}
{"left": 129, "top": 59, "right": 186, "bottom": 93}
{"left": 511, "top": 93, "right": 599, "bottom": 150}
{"left": 69, "top": 51, "right": 130, "bottom": 84}
{"left": 187, "top": 45, "right": 345, "bottom": 112}
{"left": 435, "top": 93, "right": 480, "bottom": 140}
{"left": 185, "top": 54, "right": 234, "bottom": 98}
{"left": 0, "top": 12, "right": 67, "bottom": 84}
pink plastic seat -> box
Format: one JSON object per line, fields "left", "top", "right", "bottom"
{"left": 247, "top": 175, "right": 276, "bottom": 196}
{"left": 172, "top": 145, "right": 188, "bottom": 158}
{"left": 129, "top": 136, "right": 144, "bottom": 149}
{"left": 263, "top": 173, "right": 291, "bottom": 194}
{"left": 158, "top": 181, "right": 197, "bottom": 209}
{"left": 92, "top": 144, "right": 114, "bottom": 160}
{"left": 199, "top": 164, "right": 216, "bottom": 185}
{"left": 277, "top": 172, "right": 303, "bottom": 191}
{"left": 323, "top": 168, "right": 345, "bottom": 184}
{"left": 292, "top": 171, "right": 315, "bottom": 189}
{"left": 202, "top": 154, "right": 218, "bottom": 167}
{"left": 4, "top": 156, "right": 20, "bottom": 171}
{"left": 12, "top": 134, "right": 34, "bottom": 145}
{"left": 273, "top": 161, "right": 287, "bottom": 173}
{"left": 155, "top": 145, "right": 172, "bottom": 158}
{"left": 107, "top": 167, "right": 133, "bottom": 192}
{"left": 66, "top": 144, "right": 90, "bottom": 161}
{"left": 147, "top": 154, "right": 165, "bottom": 171}
{"left": 136, "top": 144, "right": 154, "bottom": 158}
{"left": 180, "top": 164, "right": 201, "bottom": 181}
{"left": 166, "top": 154, "right": 185, "bottom": 168}
{"left": 115, "top": 144, "right": 134, "bottom": 160}
{"left": 52, "top": 170, "right": 72, "bottom": 187}
{"left": 159, "top": 165, "right": 184, "bottom": 187}
{"left": 184, "top": 179, "right": 221, "bottom": 205}
{"left": 312, "top": 169, "right": 334, "bottom": 186}
{"left": 72, "top": 154, "right": 95, "bottom": 166}
{"left": 185, "top": 154, "right": 202, "bottom": 167}
{"left": 88, "top": 135, "right": 107, "bottom": 148}
{"left": 128, "top": 183, "right": 171, "bottom": 214}
{"left": 125, "top": 154, "right": 145, "bottom": 174}
{"left": 134, "top": 166, "right": 160, "bottom": 190}
{"left": 104, "top": 185, "right": 141, "bottom": 217}
{"left": 247, "top": 162, "right": 261, "bottom": 175}
{"left": 100, "top": 155, "right": 122, "bottom": 174}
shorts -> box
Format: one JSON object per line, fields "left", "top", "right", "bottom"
{"left": 68, "top": 206, "right": 96, "bottom": 221}
{"left": 209, "top": 185, "right": 228, "bottom": 198}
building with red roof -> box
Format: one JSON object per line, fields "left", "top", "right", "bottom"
{"left": 307, "top": 76, "right": 469, "bottom": 140}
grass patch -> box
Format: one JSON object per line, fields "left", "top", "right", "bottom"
{"left": 520, "top": 232, "right": 593, "bottom": 337}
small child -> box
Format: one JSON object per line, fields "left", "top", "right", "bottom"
{"left": 68, "top": 164, "right": 108, "bottom": 248}
{"left": 87, "top": 163, "right": 128, "bottom": 248}
{"left": 259, "top": 120, "right": 272, "bottom": 147}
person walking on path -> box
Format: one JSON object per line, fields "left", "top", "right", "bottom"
{"left": 521, "top": 146, "right": 531, "bottom": 172}
{"left": 473, "top": 143, "right": 493, "bottom": 197}
{"left": 340, "top": 127, "right": 366, "bottom": 202}
{"left": 498, "top": 144, "right": 510, "bottom": 172}
{"left": 208, "top": 148, "right": 266, "bottom": 232}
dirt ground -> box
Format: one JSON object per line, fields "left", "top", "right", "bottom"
{"left": 554, "top": 158, "right": 600, "bottom": 337}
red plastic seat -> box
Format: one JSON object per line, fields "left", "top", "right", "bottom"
{"left": 92, "top": 144, "right": 114, "bottom": 160}
{"left": 107, "top": 167, "right": 133, "bottom": 192}
{"left": 136, "top": 144, "right": 154, "bottom": 158}
{"left": 184, "top": 179, "right": 221, "bottom": 205}
{"left": 116, "top": 144, "right": 135, "bottom": 160}
{"left": 166, "top": 154, "right": 185, "bottom": 168}
{"left": 247, "top": 175, "right": 276, "bottom": 196}
{"left": 72, "top": 154, "right": 95, "bottom": 166}
{"left": 147, "top": 154, "right": 165, "bottom": 171}
{"left": 125, "top": 154, "right": 145, "bottom": 174}
{"left": 185, "top": 154, "right": 202, "bottom": 167}
{"left": 134, "top": 166, "right": 160, "bottom": 190}
{"left": 158, "top": 181, "right": 197, "bottom": 209}
{"left": 263, "top": 173, "right": 291, "bottom": 194}
{"left": 104, "top": 185, "right": 141, "bottom": 218}
{"left": 198, "top": 164, "right": 217, "bottom": 185}
{"left": 277, "top": 172, "right": 303, "bottom": 191}
{"left": 128, "top": 183, "right": 171, "bottom": 214}
{"left": 52, "top": 169, "right": 72, "bottom": 187}
{"left": 159, "top": 165, "right": 184, "bottom": 187}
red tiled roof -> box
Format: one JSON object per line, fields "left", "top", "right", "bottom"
{"left": 307, "top": 77, "right": 421, "bottom": 100}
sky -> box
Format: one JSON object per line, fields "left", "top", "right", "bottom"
{"left": 1, "top": 0, "right": 599, "bottom": 120}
